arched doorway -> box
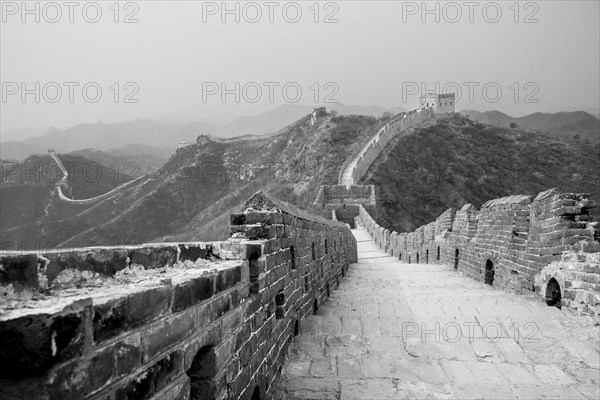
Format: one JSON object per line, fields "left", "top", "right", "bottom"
{"left": 187, "top": 346, "right": 217, "bottom": 400}
{"left": 251, "top": 385, "right": 261, "bottom": 400}
{"left": 546, "top": 278, "right": 562, "bottom": 309}
{"left": 454, "top": 249, "right": 459, "bottom": 270}
{"left": 485, "top": 260, "right": 494, "bottom": 285}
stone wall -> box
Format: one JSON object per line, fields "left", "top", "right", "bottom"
{"left": 0, "top": 192, "right": 357, "bottom": 400}
{"left": 348, "top": 107, "right": 434, "bottom": 186}
{"left": 316, "top": 107, "right": 435, "bottom": 226}
{"left": 312, "top": 185, "right": 376, "bottom": 227}
{"left": 358, "top": 188, "right": 600, "bottom": 316}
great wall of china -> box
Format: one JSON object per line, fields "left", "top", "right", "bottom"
{"left": 1, "top": 106, "right": 599, "bottom": 399}
{"left": 48, "top": 150, "right": 149, "bottom": 205}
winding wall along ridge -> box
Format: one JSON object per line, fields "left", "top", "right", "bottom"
{"left": 48, "top": 150, "right": 148, "bottom": 205}
{"left": 335, "top": 108, "right": 600, "bottom": 316}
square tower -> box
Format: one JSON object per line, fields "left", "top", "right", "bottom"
{"left": 419, "top": 93, "right": 455, "bottom": 113}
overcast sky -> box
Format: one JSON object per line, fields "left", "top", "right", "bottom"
{"left": 1, "top": 0, "right": 599, "bottom": 136}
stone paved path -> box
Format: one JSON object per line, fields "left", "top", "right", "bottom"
{"left": 274, "top": 228, "right": 600, "bottom": 399}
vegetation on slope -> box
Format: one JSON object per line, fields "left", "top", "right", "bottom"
{"left": 361, "top": 114, "right": 600, "bottom": 233}
{"left": 0, "top": 112, "right": 381, "bottom": 249}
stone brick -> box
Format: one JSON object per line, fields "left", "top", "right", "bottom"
{"left": 93, "top": 286, "right": 171, "bottom": 343}
{"left": 114, "top": 351, "right": 183, "bottom": 400}
{"left": 143, "top": 313, "right": 196, "bottom": 362}
{"left": 172, "top": 275, "right": 214, "bottom": 313}
{"left": 0, "top": 298, "right": 91, "bottom": 379}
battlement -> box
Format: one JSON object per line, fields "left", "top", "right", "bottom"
{"left": 0, "top": 191, "right": 357, "bottom": 400}
{"left": 358, "top": 188, "right": 600, "bottom": 315}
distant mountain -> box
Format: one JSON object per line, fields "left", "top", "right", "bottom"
{"left": 67, "top": 149, "right": 168, "bottom": 174}
{"left": 0, "top": 142, "right": 49, "bottom": 161}
{"left": 20, "top": 119, "right": 221, "bottom": 151}
{"left": 220, "top": 104, "right": 313, "bottom": 136}
{"left": 0, "top": 126, "right": 49, "bottom": 142}
{"left": 0, "top": 120, "right": 220, "bottom": 160}
{"left": 1, "top": 104, "right": 404, "bottom": 161}
{"left": 104, "top": 143, "right": 174, "bottom": 159}
{"left": 461, "top": 109, "right": 600, "bottom": 142}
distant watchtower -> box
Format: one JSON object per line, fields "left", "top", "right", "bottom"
{"left": 419, "top": 93, "right": 455, "bottom": 113}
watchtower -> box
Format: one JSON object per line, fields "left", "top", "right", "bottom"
{"left": 419, "top": 93, "right": 455, "bottom": 113}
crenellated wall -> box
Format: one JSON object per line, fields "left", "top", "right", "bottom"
{"left": 358, "top": 188, "right": 600, "bottom": 315}
{"left": 315, "top": 107, "right": 435, "bottom": 227}
{"left": 0, "top": 192, "right": 357, "bottom": 400}
{"left": 340, "top": 107, "right": 434, "bottom": 187}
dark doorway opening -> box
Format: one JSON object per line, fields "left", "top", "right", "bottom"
{"left": 426, "top": 250, "right": 429, "bottom": 264}
{"left": 188, "top": 346, "right": 217, "bottom": 400}
{"left": 289, "top": 246, "right": 296, "bottom": 269}
{"left": 416, "top": 253, "right": 420, "bottom": 263}
{"left": 294, "top": 319, "right": 300, "bottom": 336}
{"left": 313, "top": 299, "right": 319, "bottom": 314}
{"left": 485, "top": 260, "right": 495, "bottom": 285}
{"left": 399, "top": 253, "right": 402, "bottom": 261}
{"left": 546, "top": 278, "right": 562, "bottom": 309}
{"left": 249, "top": 252, "right": 260, "bottom": 294}
{"left": 251, "top": 385, "right": 260, "bottom": 400}
{"left": 338, "top": 218, "right": 355, "bottom": 228}
{"left": 437, "top": 247, "right": 440, "bottom": 261}
{"left": 454, "top": 249, "right": 459, "bottom": 270}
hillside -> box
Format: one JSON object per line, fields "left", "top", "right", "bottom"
{"left": 361, "top": 114, "right": 600, "bottom": 233}
{"left": 0, "top": 112, "right": 381, "bottom": 249}
{"left": 0, "top": 154, "right": 136, "bottom": 240}
{"left": 461, "top": 109, "right": 600, "bottom": 142}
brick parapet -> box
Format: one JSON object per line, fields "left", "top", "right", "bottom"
{"left": 0, "top": 192, "right": 358, "bottom": 400}
{"left": 357, "top": 189, "right": 600, "bottom": 316}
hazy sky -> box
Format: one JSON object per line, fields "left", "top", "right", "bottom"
{"left": 1, "top": 0, "right": 599, "bottom": 135}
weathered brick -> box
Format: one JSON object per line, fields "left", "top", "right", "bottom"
{"left": 114, "top": 351, "right": 183, "bottom": 400}
{"left": 172, "top": 275, "right": 214, "bottom": 313}
{"left": 0, "top": 254, "right": 39, "bottom": 289}
{"left": 94, "top": 286, "right": 171, "bottom": 343}
{"left": 128, "top": 246, "right": 178, "bottom": 269}
{"left": 0, "top": 298, "right": 91, "bottom": 379}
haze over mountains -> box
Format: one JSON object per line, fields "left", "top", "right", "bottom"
{"left": 461, "top": 109, "right": 600, "bottom": 142}
{"left": 0, "top": 104, "right": 403, "bottom": 161}
{"left": 2, "top": 108, "right": 598, "bottom": 252}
